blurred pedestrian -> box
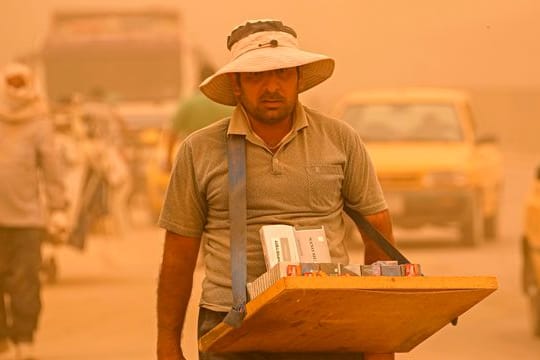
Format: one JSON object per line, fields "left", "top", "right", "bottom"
{"left": 0, "top": 62, "right": 68, "bottom": 360}
{"left": 78, "top": 102, "right": 132, "bottom": 239}
{"left": 157, "top": 19, "right": 396, "bottom": 360}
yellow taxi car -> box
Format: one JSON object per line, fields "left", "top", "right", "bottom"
{"left": 522, "top": 165, "right": 540, "bottom": 336}
{"left": 333, "top": 88, "right": 503, "bottom": 246}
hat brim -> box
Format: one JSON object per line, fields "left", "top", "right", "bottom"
{"left": 200, "top": 46, "right": 335, "bottom": 106}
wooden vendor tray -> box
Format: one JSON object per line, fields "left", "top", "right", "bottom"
{"left": 199, "top": 276, "right": 498, "bottom": 354}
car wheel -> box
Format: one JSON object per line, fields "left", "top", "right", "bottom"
{"left": 460, "top": 195, "right": 483, "bottom": 246}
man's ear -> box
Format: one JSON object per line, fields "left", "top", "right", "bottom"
{"left": 228, "top": 73, "right": 241, "bottom": 96}
{"left": 296, "top": 66, "right": 303, "bottom": 90}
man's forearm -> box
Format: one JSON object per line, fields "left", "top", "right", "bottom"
{"left": 361, "top": 209, "right": 396, "bottom": 265}
{"left": 157, "top": 231, "right": 201, "bottom": 359}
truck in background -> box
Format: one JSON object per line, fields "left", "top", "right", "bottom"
{"left": 41, "top": 7, "right": 195, "bottom": 131}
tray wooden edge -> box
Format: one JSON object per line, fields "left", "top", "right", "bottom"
{"left": 199, "top": 275, "right": 498, "bottom": 352}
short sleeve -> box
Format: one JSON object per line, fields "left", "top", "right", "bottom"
{"left": 158, "top": 138, "right": 208, "bottom": 237}
{"left": 342, "top": 132, "right": 387, "bottom": 215}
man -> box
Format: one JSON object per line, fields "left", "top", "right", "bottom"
{"left": 0, "top": 62, "right": 68, "bottom": 360}
{"left": 158, "top": 20, "right": 396, "bottom": 360}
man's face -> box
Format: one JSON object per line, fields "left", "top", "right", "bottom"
{"left": 231, "top": 67, "right": 300, "bottom": 125}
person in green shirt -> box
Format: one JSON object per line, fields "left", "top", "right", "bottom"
{"left": 166, "top": 64, "right": 233, "bottom": 170}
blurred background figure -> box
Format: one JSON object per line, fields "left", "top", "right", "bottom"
{"left": 0, "top": 62, "right": 68, "bottom": 360}
{"left": 77, "top": 99, "right": 131, "bottom": 240}
{"left": 165, "top": 63, "right": 233, "bottom": 170}
{"left": 145, "top": 63, "right": 233, "bottom": 221}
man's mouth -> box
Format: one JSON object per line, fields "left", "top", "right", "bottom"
{"left": 261, "top": 97, "right": 284, "bottom": 105}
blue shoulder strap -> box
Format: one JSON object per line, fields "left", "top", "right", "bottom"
{"left": 224, "top": 134, "right": 247, "bottom": 328}
{"left": 344, "top": 207, "right": 411, "bottom": 265}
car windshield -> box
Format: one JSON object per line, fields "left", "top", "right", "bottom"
{"left": 342, "top": 104, "right": 463, "bottom": 142}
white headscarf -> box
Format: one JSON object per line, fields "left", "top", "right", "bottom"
{"left": 0, "top": 62, "right": 46, "bottom": 121}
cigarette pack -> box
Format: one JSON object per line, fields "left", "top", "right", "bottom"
{"left": 339, "top": 264, "right": 362, "bottom": 276}
{"left": 259, "top": 225, "right": 300, "bottom": 269}
{"left": 247, "top": 262, "right": 297, "bottom": 300}
{"left": 259, "top": 225, "right": 331, "bottom": 270}
{"left": 294, "top": 226, "right": 331, "bottom": 263}
{"left": 301, "top": 263, "right": 340, "bottom": 276}
{"left": 375, "top": 260, "right": 401, "bottom": 276}
{"left": 361, "top": 264, "right": 382, "bottom": 276}
{"left": 400, "top": 263, "right": 422, "bottom": 276}
{"left": 247, "top": 262, "right": 341, "bottom": 300}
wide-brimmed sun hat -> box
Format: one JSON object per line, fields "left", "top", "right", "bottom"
{"left": 200, "top": 19, "right": 335, "bottom": 106}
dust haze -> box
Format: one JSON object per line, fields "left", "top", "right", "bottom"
{"left": 2, "top": 0, "right": 540, "bottom": 150}
{"left": 1, "top": 1, "right": 540, "bottom": 359}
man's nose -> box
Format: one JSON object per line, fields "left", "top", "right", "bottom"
{"left": 262, "top": 71, "right": 281, "bottom": 91}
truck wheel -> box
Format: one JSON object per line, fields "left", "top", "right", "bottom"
{"left": 460, "top": 196, "right": 483, "bottom": 246}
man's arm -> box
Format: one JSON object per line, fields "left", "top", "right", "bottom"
{"left": 359, "top": 209, "right": 396, "bottom": 269}
{"left": 157, "top": 230, "right": 201, "bottom": 360}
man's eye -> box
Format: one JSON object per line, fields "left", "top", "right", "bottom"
{"left": 276, "top": 68, "right": 295, "bottom": 77}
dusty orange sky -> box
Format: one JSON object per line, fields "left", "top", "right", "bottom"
{"left": 2, "top": 0, "right": 539, "bottom": 90}
{"left": 1, "top": 0, "right": 540, "bottom": 149}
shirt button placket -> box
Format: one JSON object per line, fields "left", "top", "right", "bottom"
{"left": 272, "top": 156, "right": 280, "bottom": 175}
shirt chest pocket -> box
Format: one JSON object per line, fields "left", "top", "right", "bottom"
{"left": 305, "top": 165, "right": 344, "bottom": 210}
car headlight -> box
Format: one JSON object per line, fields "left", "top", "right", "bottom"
{"left": 422, "top": 171, "right": 468, "bottom": 187}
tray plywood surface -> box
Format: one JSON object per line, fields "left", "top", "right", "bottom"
{"left": 199, "top": 276, "right": 497, "bottom": 354}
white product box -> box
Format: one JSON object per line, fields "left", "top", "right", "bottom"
{"left": 259, "top": 225, "right": 300, "bottom": 269}
{"left": 294, "top": 226, "right": 331, "bottom": 263}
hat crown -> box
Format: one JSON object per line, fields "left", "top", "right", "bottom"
{"left": 227, "top": 20, "right": 297, "bottom": 50}
{"left": 200, "top": 19, "right": 334, "bottom": 106}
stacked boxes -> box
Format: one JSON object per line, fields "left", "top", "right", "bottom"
{"left": 259, "top": 225, "right": 331, "bottom": 269}
{"left": 250, "top": 224, "right": 422, "bottom": 300}
{"left": 247, "top": 260, "right": 423, "bottom": 300}
{"left": 247, "top": 262, "right": 340, "bottom": 300}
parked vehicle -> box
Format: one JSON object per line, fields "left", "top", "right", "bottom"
{"left": 333, "top": 88, "right": 503, "bottom": 246}
{"left": 522, "top": 164, "right": 540, "bottom": 336}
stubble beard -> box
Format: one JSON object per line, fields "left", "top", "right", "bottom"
{"left": 239, "top": 91, "right": 298, "bottom": 126}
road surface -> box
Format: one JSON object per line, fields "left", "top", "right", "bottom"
{"left": 32, "top": 151, "right": 540, "bottom": 359}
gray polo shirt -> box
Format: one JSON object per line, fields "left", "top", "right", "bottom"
{"left": 159, "top": 103, "right": 386, "bottom": 311}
